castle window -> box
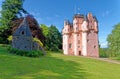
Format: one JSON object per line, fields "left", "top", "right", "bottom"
{"left": 94, "top": 45, "right": 96, "bottom": 48}
{"left": 69, "top": 35, "right": 71, "bottom": 38}
{"left": 87, "top": 39, "right": 89, "bottom": 42}
{"left": 76, "top": 27, "right": 78, "bottom": 30}
{"left": 69, "top": 44, "right": 72, "bottom": 48}
{"left": 87, "top": 33, "right": 89, "bottom": 36}
{"left": 78, "top": 40, "right": 80, "bottom": 44}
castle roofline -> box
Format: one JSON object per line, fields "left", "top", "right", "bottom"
{"left": 73, "top": 14, "right": 84, "bottom": 18}
{"left": 93, "top": 16, "right": 98, "bottom": 22}
{"left": 64, "top": 19, "right": 71, "bottom": 25}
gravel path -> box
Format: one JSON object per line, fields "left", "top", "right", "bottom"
{"left": 96, "top": 58, "right": 120, "bottom": 64}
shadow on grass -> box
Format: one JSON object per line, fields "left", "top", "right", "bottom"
{"left": 0, "top": 47, "right": 87, "bottom": 79}
{"left": 0, "top": 56, "right": 87, "bottom": 79}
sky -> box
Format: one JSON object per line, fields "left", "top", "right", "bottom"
{"left": 0, "top": 0, "right": 120, "bottom": 48}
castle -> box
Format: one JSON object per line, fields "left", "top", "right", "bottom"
{"left": 62, "top": 13, "right": 99, "bottom": 57}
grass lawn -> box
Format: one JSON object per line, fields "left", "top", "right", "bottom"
{"left": 0, "top": 45, "right": 120, "bottom": 79}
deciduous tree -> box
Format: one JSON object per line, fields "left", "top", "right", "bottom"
{"left": 0, "top": 0, "right": 28, "bottom": 43}
{"left": 107, "top": 23, "right": 120, "bottom": 57}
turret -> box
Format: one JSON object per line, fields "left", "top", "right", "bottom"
{"left": 87, "top": 13, "right": 98, "bottom": 33}
{"left": 81, "top": 19, "right": 88, "bottom": 56}
{"left": 93, "top": 16, "right": 98, "bottom": 33}
{"left": 63, "top": 20, "right": 71, "bottom": 34}
{"left": 73, "top": 14, "right": 84, "bottom": 32}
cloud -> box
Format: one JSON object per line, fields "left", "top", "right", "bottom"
{"left": 55, "top": 14, "right": 60, "bottom": 18}
{"left": 100, "top": 41, "right": 108, "bottom": 48}
{"left": 99, "top": 36, "right": 108, "bottom": 48}
{"left": 29, "top": 11, "right": 43, "bottom": 24}
{"left": 102, "top": 10, "right": 111, "bottom": 17}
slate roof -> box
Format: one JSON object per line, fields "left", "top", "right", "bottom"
{"left": 13, "top": 17, "right": 32, "bottom": 36}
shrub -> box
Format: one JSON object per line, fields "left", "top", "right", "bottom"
{"left": 33, "top": 38, "right": 43, "bottom": 47}
{"left": 99, "top": 48, "right": 109, "bottom": 58}
{"left": 7, "top": 46, "right": 44, "bottom": 57}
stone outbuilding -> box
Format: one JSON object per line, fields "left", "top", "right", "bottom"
{"left": 12, "top": 17, "right": 42, "bottom": 51}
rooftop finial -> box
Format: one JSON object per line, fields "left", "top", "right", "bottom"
{"left": 74, "top": 5, "right": 77, "bottom": 14}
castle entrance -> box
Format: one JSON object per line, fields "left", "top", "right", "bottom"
{"left": 79, "top": 51, "right": 81, "bottom": 55}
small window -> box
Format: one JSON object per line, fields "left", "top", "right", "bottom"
{"left": 94, "top": 45, "right": 96, "bottom": 48}
{"left": 87, "top": 39, "right": 89, "bottom": 42}
{"left": 69, "top": 35, "right": 71, "bottom": 38}
{"left": 21, "top": 31, "right": 24, "bottom": 35}
{"left": 69, "top": 44, "right": 72, "bottom": 48}
{"left": 78, "top": 40, "right": 80, "bottom": 44}
{"left": 76, "top": 27, "right": 78, "bottom": 30}
{"left": 25, "top": 46, "right": 27, "bottom": 48}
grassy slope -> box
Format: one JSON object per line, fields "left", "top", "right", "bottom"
{"left": 0, "top": 45, "right": 120, "bottom": 79}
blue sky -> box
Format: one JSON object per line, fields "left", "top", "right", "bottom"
{"left": 0, "top": 0, "right": 120, "bottom": 48}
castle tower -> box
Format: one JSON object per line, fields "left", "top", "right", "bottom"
{"left": 81, "top": 18, "right": 88, "bottom": 56}
{"left": 62, "top": 13, "right": 99, "bottom": 57}
{"left": 62, "top": 20, "right": 71, "bottom": 55}
{"left": 73, "top": 14, "right": 84, "bottom": 55}
{"left": 86, "top": 13, "right": 99, "bottom": 57}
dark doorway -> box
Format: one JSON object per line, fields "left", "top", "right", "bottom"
{"left": 79, "top": 51, "right": 81, "bottom": 55}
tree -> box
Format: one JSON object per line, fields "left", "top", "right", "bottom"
{"left": 1, "top": 0, "right": 28, "bottom": 27}
{"left": 0, "top": 0, "right": 28, "bottom": 44}
{"left": 45, "top": 25, "right": 62, "bottom": 51}
{"left": 107, "top": 23, "right": 120, "bottom": 57}
{"left": 40, "top": 24, "right": 49, "bottom": 36}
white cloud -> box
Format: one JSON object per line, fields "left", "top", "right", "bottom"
{"left": 102, "top": 10, "right": 111, "bottom": 17}
{"left": 100, "top": 41, "right": 108, "bottom": 48}
{"left": 99, "top": 36, "right": 108, "bottom": 48}
{"left": 55, "top": 14, "right": 60, "bottom": 18}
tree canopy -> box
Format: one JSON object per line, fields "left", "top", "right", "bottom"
{"left": 0, "top": 0, "right": 28, "bottom": 44}
{"left": 107, "top": 23, "right": 120, "bottom": 57}
{"left": 12, "top": 15, "right": 45, "bottom": 45}
{"left": 1, "top": 0, "right": 28, "bottom": 28}
{"left": 40, "top": 25, "right": 62, "bottom": 51}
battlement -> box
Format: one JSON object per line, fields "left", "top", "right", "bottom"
{"left": 73, "top": 14, "right": 84, "bottom": 19}
{"left": 63, "top": 13, "right": 98, "bottom": 34}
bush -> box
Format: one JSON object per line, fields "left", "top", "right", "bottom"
{"left": 99, "top": 48, "right": 109, "bottom": 58}
{"left": 7, "top": 46, "right": 44, "bottom": 57}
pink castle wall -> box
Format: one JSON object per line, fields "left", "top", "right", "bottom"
{"left": 62, "top": 13, "right": 99, "bottom": 57}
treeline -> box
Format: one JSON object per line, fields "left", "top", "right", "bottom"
{"left": 0, "top": 0, "right": 28, "bottom": 44}
{"left": 0, "top": 0, "right": 62, "bottom": 52}
{"left": 40, "top": 24, "right": 62, "bottom": 51}
{"left": 100, "top": 23, "right": 120, "bottom": 59}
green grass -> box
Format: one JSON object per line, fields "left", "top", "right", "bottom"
{"left": 0, "top": 45, "right": 120, "bottom": 79}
